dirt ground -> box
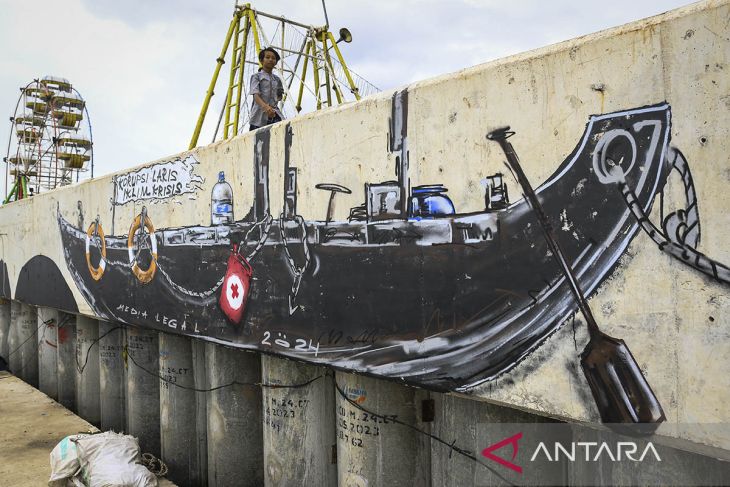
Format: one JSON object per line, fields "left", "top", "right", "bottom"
{"left": 0, "top": 371, "right": 175, "bottom": 486}
{"left": 0, "top": 371, "right": 97, "bottom": 485}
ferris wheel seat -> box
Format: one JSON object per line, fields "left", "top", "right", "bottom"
{"left": 9, "top": 164, "right": 38, "bottom": 176}
{"left": 7, "top": 156, "right": 38, "bottom": 166}
{"left": 23, "top": 86, "right": 48, "bottom": 98}
{"left": 15, "top": 125, "right": 40, "bottom": 134}
{"left": 26, "top": 99, "right": 48, "bottom": 114}
{"left": 41, "top": 76, "right": 72, "bottom": 92}
{"left": 52, "top": 92, "right": 85, "bottom": 109}
{"left": 57, "top": 121, "right": 81, "bottom": 130}
{"left": 53, "top": 110, "right": 83, "bottom": 127}
{"left": 16, "top": 127, "right": 41, "bottom": 144}
{"left": 15, "top": 114, "right": 45, "bottom": 126}
{"left": 58, "top": 135, "right": 92, "bottom": 150}
{"left": 59, "top": 152, "right": 90, "bottom": 168}
{"left": 52, "top": 106, "right": 82, "bottom": 115}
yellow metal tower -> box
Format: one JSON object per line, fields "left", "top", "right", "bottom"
{"left": 189, "top": 3, "right": 378, "bottom": 149}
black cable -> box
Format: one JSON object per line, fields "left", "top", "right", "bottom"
{"left": 125, "top": 343, "right": 324, "bottom": 393}
{"left": 5, "top": 317, "right": 55, "bottom": 376}
{"left": 6, "top": 316, "right": 61, "bottom": 377}
{"left": 50, "top": 319, "right": 322, "bottom": 392}
{"left": 333, "top": 380, "right": 517, "bottom": 486}
{"left": 6, "top": 317, "right": 52, "bottom": 358}
{"left": 7, "top": 315, "right": 520, "bottom": 482}
{"left": 75, "top": 324, "right": 124, "bottom": 375}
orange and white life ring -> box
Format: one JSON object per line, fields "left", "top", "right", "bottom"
{"left": 128, "top": 213, "right": 157, "bottom": 284}
{"left": 85, "top": 221, "right": 106, "bottom": 281}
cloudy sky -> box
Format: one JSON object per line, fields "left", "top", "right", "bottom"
{"left": 0, "top": 0, "right": 693, "bottom": 180}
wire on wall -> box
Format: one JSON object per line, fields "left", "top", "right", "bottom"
{"left": 4, "top": 317, "right": 516, "bottom": 482}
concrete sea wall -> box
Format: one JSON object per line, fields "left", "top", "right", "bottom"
{"left": 0, "top": 0, "right": 728, "bottom": 469}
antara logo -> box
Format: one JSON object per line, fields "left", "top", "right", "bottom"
{"left": 481, "top": 433, "right": 523, "bottom": 473}
{"left": 481, "top": 433, "right": 661, "bottom": 474}
{"left": 530, "top": 441, "right": 662, "bottom": 463}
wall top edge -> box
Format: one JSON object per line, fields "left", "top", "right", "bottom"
{"left": 1, "top": 0, "right": 721, "bottom": 208}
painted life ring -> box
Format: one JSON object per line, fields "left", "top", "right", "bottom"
{"left": 85, "top": 221, "right": 106, "bottom": 281}
{"left": 128, "top": 212, "right": 157, "bottom": 284}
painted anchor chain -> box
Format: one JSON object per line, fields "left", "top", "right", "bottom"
{"left": 619, "top": 147, "right": 729, "bottom": 285}
{"left": 279, "top": 213, "right": 311, "bottom": 314}
{"left": 239, "top": 213, "right": 274, "bottom": 261}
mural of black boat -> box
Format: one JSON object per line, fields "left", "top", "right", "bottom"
{"left": 57, "top": 95, "right": 672, "bottom": 392}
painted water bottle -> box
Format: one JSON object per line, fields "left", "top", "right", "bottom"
{"left": 211, "top": 171, "right": 234, "bottom": 224}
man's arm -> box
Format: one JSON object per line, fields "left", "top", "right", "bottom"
{"left": 250, "top": 74, "right": 277, "bottom": 119}
{"left": 276, "top": 76, "right": 284, "bottom": 101}
{"left": 253, "top": 93, "right": 277, "bottom": 119}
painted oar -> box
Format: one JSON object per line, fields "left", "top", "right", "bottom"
{"left": 487, "top": 127, "right": 665, "bottom": 435}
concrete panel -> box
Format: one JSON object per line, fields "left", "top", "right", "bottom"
{"left": 0, "top": 300, "right": 9, "bottom": 364}
{"left": 36, "top": 307, "right": 58, "bottom": 400}
{"left": 206, "top": 343, "right": 263, "bottom": 487}
{"left": 99, "top": 320, "right": 126, "bottom": 432}
{"left": 9, "top": 302, "right": 38, "bottom": 387}
{"left": 335, "top": 372, "right": 431, "bottom": 487}
{"left": 192, "top": 339, "right": 208, "bottom": 487}
{"left": 430, "top": 394, "right": 567, "bottom": 486}
{"left": 6, "top": 302, "right": 20, "bottom": 377}
{"left": 56, "top": 313, "right": 77, "bottom": 411}
{"left": 159, "top": 332, "right": 206, "bottom": 486}
{"left": 75, "top": 315, "right": 101, "bottom": 427}
{"left": 261, "top": 355, "right": 336, "bottom": 487}
{"left": 126, "top": 326, "right": 160, "bottom": 456}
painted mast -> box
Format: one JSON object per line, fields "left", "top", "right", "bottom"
{"left": 389, "top": 90, "right": 410, "bottom": 217}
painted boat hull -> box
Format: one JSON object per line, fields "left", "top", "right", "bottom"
{"left": 58, "top": 104, "right": 672, "bottom": 391}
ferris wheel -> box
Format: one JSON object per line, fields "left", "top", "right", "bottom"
{"left": 4, "top": 76, "right": 93, "bottom": 203}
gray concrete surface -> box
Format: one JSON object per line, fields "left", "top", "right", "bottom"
{"left": 37, "top": 307, "right": 58, "bottom": 400}
{"left": 160, "top": 332, "right": 206, "bottom": 486}
{"left": 9, "top": 302, "right": 38, "bottom": 387}
{"left": 335, "top": 372, "right": 431, "bottom": 486}
{"left": 126, "top": 326, "right": 161, "bottom": 456}
{"left": 56, "top": 312, "right": 77, "bottom": 412}
{"left": 75, "top": 315, "right": 101, "bottom": 427}
{"left": 262, "top": 355, "right": 336, "bottom": 487}
{"left": 206, "top": 343, "right": 263, "bottom": 487}
{"left": 0, "top": 300, "right": 9, "bottom": 363}
{"left": 99, "top": 320, "right": 126, "bottom": 432}
{"left": 192, "top": 339, "right": 209, "bottom": 487}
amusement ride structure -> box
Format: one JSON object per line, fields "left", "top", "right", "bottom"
{"left": 189, "top": 2, "right": 379, "bottom": 148}
{"left": 3, "top": 76, "right": 93, "bottom": 203}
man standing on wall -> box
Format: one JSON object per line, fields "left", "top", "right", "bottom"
{"left": 249, "top": 47, "right": 285, "bottom": 131}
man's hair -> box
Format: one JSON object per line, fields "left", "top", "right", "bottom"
{"left": 258, "top": 47, "right": 281, "bottom": 63}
